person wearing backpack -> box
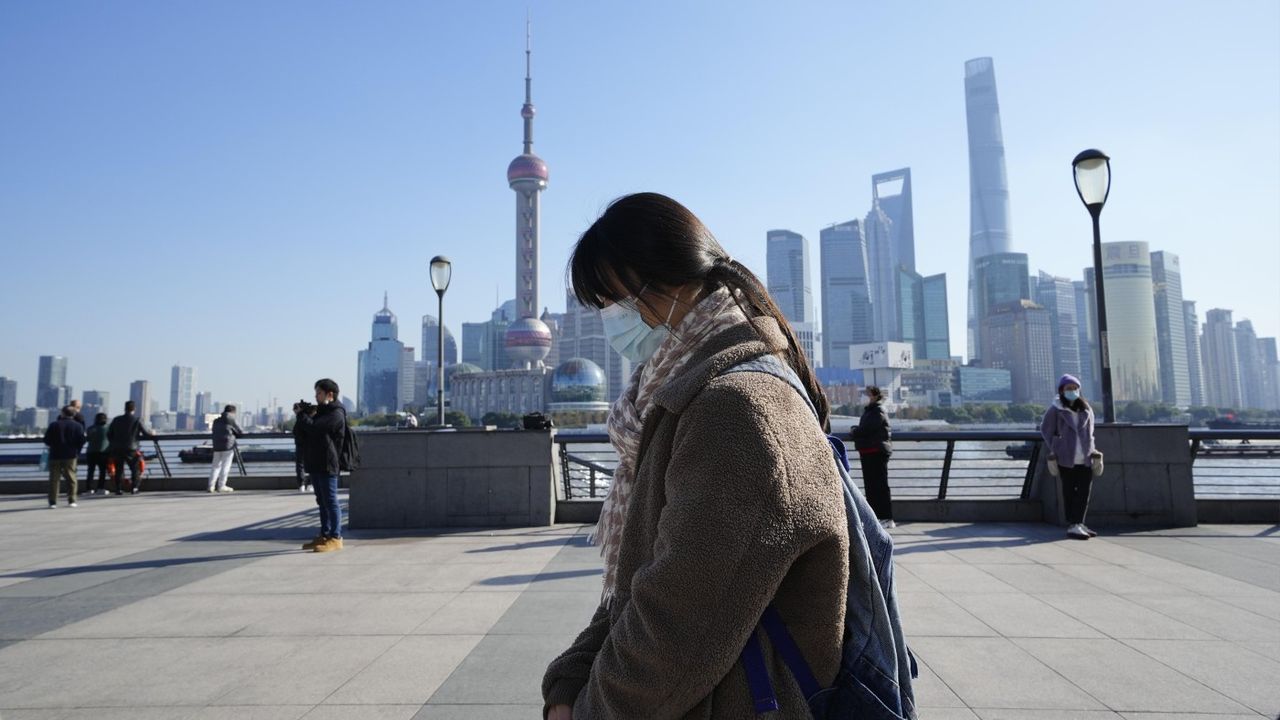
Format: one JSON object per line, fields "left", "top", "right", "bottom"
{"left": 107, "top": 400, "right": 155, "bottom": 495}
{"left": 294, "top": 378, "right": 347, "bottom": 553}
{"left": 85, "top": 413, "right": 111, "bottom": 495}
{"left": 543, "top": 193, "right": 916, "bottom": 720}
{"left": 850, "top": 385, "right": 895, "bottom": 529}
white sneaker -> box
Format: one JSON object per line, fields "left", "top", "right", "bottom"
{"left": 207, "top": 488, "right": 216, "bottom": 494}
{"left": 298, "top": 485, "right": 308, "bottom": 493}
{"left": 69, "top": 502, "right": 78, "bottom": 508}
{"left": 304, "top": 485, "right": 312, "bottom": 493}
{"left": 1067, "top": 524, "right": 1090, "bottom": 540}
{"left": 1081, "top": 524, "right": 1098, "bottom": 537}
{"left": 880, "top": 519, "right": 897, "bottom": 529}
{"left": 48, "top": 504, "right": 56, "bottom": 509}
{"left": 218, "top": 486, "right": 235, "bottom": 493}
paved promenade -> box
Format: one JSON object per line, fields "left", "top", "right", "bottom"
{"left": 0, "top": 491, "right": 1276, "bottom": 719}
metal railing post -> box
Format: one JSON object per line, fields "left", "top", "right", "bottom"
{"left": 1021, "top": 441, "right": 1041, "bottom": 500}
{"left": 938, "top": 440, "right": 955, "bottom": 500}
{"left": 233, "top": 446, "right": 248, "bottom": 476}
{"left": 151, "top": 438, "right": 172, "bottom": 479}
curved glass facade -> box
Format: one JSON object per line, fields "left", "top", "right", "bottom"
{"left": 1101, "top": 242, "right": 1161, "bottom": 403}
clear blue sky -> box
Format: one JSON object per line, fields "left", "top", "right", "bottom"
{"left": 2, "top": 1, "right": 1277, "bottom": 412}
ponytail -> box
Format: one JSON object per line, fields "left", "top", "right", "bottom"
{"left": 705, "top": 256, "right": 831, "bottom": 431}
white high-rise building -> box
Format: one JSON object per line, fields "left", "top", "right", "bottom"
{"left": 1100, "top": 242, "right": 1161, "bottom": 403}
{"left": 170, "top": 365, "right": 195, "bottom": 414}
{"left": 1201, "top": 308, "right": 1241, "bottom": 409}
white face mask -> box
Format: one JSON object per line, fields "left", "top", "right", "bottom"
{"left": 600, "top": 287, "right": 681, "bottom": 364}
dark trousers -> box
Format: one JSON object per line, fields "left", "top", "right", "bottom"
{"left": 1059, "top": 464, "right": 1094, "bottom": 525}
{"left": 111, "top": 452, "right": 141, "bottom": 492}
{"left": 85, "top": 453, "right": 109, "bottom": 491}
{"left": 310, "top": 473, "right": 342, "bottom": 538}
{"left": 859, "top": 452, "right": 893, "bottom": 521}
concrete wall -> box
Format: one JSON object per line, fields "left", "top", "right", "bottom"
{"left": 1032, "top": 424, "right": 1197, "bottom": 527}
{"left": 348, "top": 429, "right": 557, "bottom": 529}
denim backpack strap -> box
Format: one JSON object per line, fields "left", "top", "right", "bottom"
{"left": 741, "top": 627, "right": 780, "bottom": 713}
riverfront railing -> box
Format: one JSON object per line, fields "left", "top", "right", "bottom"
{"left": 0, "top": 432, "right": 298, "bottom": 482}
{"left": 556, "top": 429, "right": 1280, "bottom": 502}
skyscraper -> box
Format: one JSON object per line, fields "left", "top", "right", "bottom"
{"left": 1183, "top": 301, "right": 1205, "bottom": 407}
{"left": 1259, "top": 337, "right": 1280, "bottom": 411}
{"left": 169, "top": 365, "right": 195, "bottom": 414}
{"left": 1150, "top": 252, "right": 1191, "bottom": 407}
{"left": 0, "top": 377, "right": 16, "bottom": 414}
{"left": 461, "top": 322, "right": 489, "bottom": 368}
{"left": 1073, "top": 280, "right": 1097, "bottom": 399}
{"left": 980, "top": 300, "right": 1054, "bottom": 404}
{"left": 82, "top": 390, "right": 110, "bottom": 419}
{"left": 964, "top": 58, "right": 1015, "bottom": 361}
{"left": 420, "top": 315, "right": 459, "bottom": 369}
{"left": 357, "top": 293, "right": 415, "bottom": 415}
{"left": 1234, "top": 320, "right": 1267, "bottom": 410}
{"left": 195, "top": 391, "right": 213, "bottom": 417}
{"left": 866, "top": 169, "right": 915, "bottom": 342}
{"left": 973, "top": 253, "right": 1030, "bottom": 368}
{"left": 36, "top": 355, "right": 69, "bottom": 410}
{"left": 920, "top": 273, "right": 950, "bottom": 360}
{"left": 819, "top": 220, "right": 874, "bottom": 370}
{"left": 896, "top": 268, "right": 950, "bottom": 361}
{"left": 766, "top": 229, "right": 813, "bottom": 324}
{"left": 1036, "top": 272, "right": 1082, "bottom": 382}
{"left": 129, "top": 380, "right": 151, "bottom": 418}
{"left": 1201, "top": 308, "right": 1241, "bottom": 409}
{"left": 1100, "top": 242, "right": 1162, "bottom": 403}
{"left": 504, "top": 22, "right": 554, "bottom": 370}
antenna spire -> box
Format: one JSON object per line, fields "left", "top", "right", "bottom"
{"left": 521, "top": 14, "right": 535, "bottom": 154}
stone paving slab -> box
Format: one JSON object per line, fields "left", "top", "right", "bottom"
{"left": 0, "top": 492, "right": 1276, "bottom": 718}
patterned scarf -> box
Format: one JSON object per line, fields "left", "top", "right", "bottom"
{"left": 592, "top": 287, "right": 747, "bottom": 604}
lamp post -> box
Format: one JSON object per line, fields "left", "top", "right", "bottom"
{"left": 1072, "top": 149, "right": 1115, "bottom": 424}
{"left": 429, "top": 256, "right": 452, "bottom": 427}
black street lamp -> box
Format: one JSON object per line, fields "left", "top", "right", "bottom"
{"left": 1072, "top": 149, "right": 1115, "bottom": 424}
{"left": 429, "top": 256, "right": 452, "bottom": 427}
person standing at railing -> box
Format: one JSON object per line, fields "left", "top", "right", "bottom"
{"left": 208, "top": 405, "right": 244, "bottom": 494}
{"left": 85, "top": 413, "right": 110, "bottom": 495}
{"left": 107, "top": 400, "right": 155, "bottom": 495}
{"left": 851, "top": 385, "right": 895, "bottom": 529}
{"left": 1040, "top": 374, "right": 1103, "bottom": 540}
{"left": 43, "top": 406, "right": 86, "bottom": 508}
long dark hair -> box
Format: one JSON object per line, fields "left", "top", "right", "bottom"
{"left": 568, "top": 192, "right": 829, "bottom": 427}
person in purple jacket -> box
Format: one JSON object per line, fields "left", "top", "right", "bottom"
{"left": 1040, "top": 374, "right": 1103, "bottom": 540}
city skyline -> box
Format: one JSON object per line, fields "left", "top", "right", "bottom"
{"left": 1, "top": 2, "right": 1277, "bottom": 408}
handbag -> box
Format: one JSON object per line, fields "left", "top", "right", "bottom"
{"left": 1091, "top": 451, "right": 1104, "bottom": 477}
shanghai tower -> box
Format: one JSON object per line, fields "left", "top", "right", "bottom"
{"left": 964, "top": 57, "right": 1014, "bottom": 363}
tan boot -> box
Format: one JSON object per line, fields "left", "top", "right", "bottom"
{"left": 314, "top": 536, "right": 344, "bottom": 553}
{"left": 301, "top": 535, "right": 325, "bottom": 550}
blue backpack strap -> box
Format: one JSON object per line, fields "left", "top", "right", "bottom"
{"left": 741, "top": 627, "right": 780, "bottom": 713}
{"left": 761, "top": 605, "right": 823, "bottom": 700}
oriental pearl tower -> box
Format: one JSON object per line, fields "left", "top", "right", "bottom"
{"left": 504, "top": 21, "right": 554, "bottom": 369}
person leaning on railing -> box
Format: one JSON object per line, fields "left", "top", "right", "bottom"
{"left": 1040, "top": 374, "right": 1104, "bottom": 540}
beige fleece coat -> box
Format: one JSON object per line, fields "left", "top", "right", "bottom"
{"left": 542, "top": 317, "right": 850, "bottom": 719}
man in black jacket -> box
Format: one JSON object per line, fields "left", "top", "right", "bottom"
{"left": 850, "top": 385, "right": 895, "bottom": 528}
{"left": 108, "top": 400, "right": 155, "bottom": 495}
{"left": 294, "top": 378, "right": 347, "bottom": 553}
{"left": 44, "top": 406, "right": 87, "bottom": 508}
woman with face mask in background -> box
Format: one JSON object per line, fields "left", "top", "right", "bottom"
{"left": 1040, "top": 374, "right": 1102, "bottom": 540}
{"left": 541, "top": 192, "right": 853, "bottom": 719}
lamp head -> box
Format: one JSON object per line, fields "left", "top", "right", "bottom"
{"left": 429, "top": 255, "right": 452, "bottom": 295}
{"left": 1072, "top": 149, "right": 1111, "bottom": 213}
